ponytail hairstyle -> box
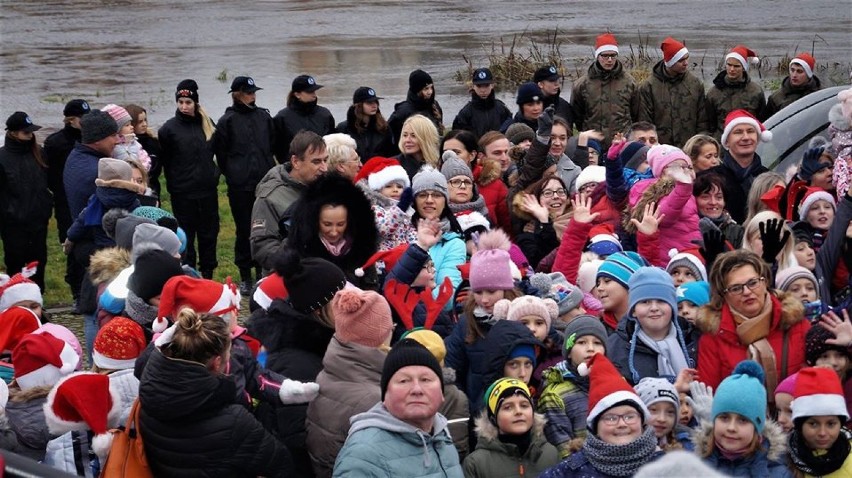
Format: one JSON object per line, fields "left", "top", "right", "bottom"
{"left": 161, "top": 308, "right": 231, "bottom": 367}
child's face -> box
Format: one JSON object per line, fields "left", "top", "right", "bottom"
{"left": 678, "top": 393, "right": 693, "bottom": 425}
{"left": 473, "top": 289, "right": 504, "bottom": 314}
{"left": 595, "top": 278, "right": 628, "bottom": 314}
{"left": 411, "top": 261, "right": 436, "bottom": 289}
{"left": 669, "top": 266, "right": 698, "bottom": 286}
{"left": 816, "top": 350, "right": 850, "bottom": 380}
{"left": 569, "top": 335, "right": 605, "bottom": 368}
{"left": 588, "top": 150, "right": 599, "bottom": 165}
{"left": 801, "top": 416, "right": 842, "bottom": 450}
{"left": 518, "top": 315, "right": 549, "bottom": 341}
{"left": 788, "top": 278, "right": 818, "bottom": 303}
{"left": 805, "top": 200, "right": 834, "bottom": 231}
{"left": 713, "top": 413, "right": 756, "bottom": 452}
{"left": 794, "top": 241, "right": 816, "bottom": 270}
{"left": 677, "top": 301, "right": 700, "bottom": 324}
{"left": 648, "top": 402, "right": 677, "bottom": 439}
{"left": 496, "top": 394, "right": 534, "bottom": 435}
{"left": 775, "top": 392, "right": 794, "bottom": 433}
{"left": 119, "top": 123, "right": 134, "bottom": 136}
{"left": 503, "top": 357, "right": 534, "bottom": 384}
{"left": 380, "top": 182, "right": 404, "bottom": 201}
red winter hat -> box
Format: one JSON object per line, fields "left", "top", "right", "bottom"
{"left": 661, "top": 37, "right": 689, "bottom": 68}
{"left": 721, "top": 109, "right": 772, "bottom": 147}
{"left": 355, "top": 244, "right": 408, "bottom": 278}
{"left": 594, "top": 33, "right": 619, "bottom": 57}
{"left": 253, "top": 273, "right": 288, "bottom": 311}
{"left": 791, "top": 367, "right": 848, "bottom": 421}
{"left": 0, "top": 262, "right": 42, "bottom": 311}
{"left": 154, "top": 276, "right": 240, "bottom": 333}
{"left": 93, "top": 318, "right": 147, "bottom": 370}
{"left": 43, "top": 372, "right": 122, "bottom": 459}
{"left": 797, "top": 186, "right": 835, "bottom": 220}
{"left": 332, "top": 288, "right": 393, "bottom": 348}
{"left": 790, "top": 53, "right": 815, "bottom": 78}
{"left": 726, "top": 45, "right": 759, "bottom": 71}
{"left": 578, "top": 353, "right": 649, "bottom": 432}
{"left": 13, "top": 333, "right": 79, "bottom": 390}
{"left": 0, "top": 306, "right": 42, "bottom": 352}
{"left": 354, "top": 156, "right": 410, "bottom": 190}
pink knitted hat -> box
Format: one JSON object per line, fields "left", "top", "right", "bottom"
{"left": 647, "top": 145, "right": 691, "bottom": 178}
{"left": 102, "top": 104, "right": 132, "bottom": 128}
{"left": 469, "top": 229, "right": 515, "bottom": 292}
{"left": 331, "top": 288, "right": 393, "bottom": 348}
{"left": 493, "top": 295, "right": 559, "bottom": 330}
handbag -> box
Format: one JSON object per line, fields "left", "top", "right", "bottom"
{"left": 99, "top": 398, "right": 153, "bottom": 478}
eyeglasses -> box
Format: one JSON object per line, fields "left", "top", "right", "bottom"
{"left": 541, "top": 188, "right": 568, "bottom": 199}
{"left": 415, "top": 191, "right": 444, "bottom": 200}
{"left": 448, "top": 178, "right": 473, "bottom": 188}
{"left": 724, "top": 277, "right": 765, "bottom": 295}
{"left": 599, "top": 412, "right": 640, "bottom": 426}
{"left": 599, "top": 53, "right": 618, "bottom": 59}
{"left": 579, "top": 183, "right": 598, "bottom": 193}
{"left": 423, "top": 262, "right": 436, "bottom": 273}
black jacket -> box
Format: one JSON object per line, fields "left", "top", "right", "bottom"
{"left": 43, "top": 125, "right": 80, "bottom": 229}
{"left": 213, "top": 102, "right": 276, "bottom": 192}
{"left": 452, "top": 91, "right": 512, "bottom": 139}
{"left": 500, "top": 111, "right": 538, "bottom": 133}
{"left": 542, "top": 90, "right": 575, "bottom": 128}
{"left": 273, "top": 99, "right": 335, "bottom": 162}
{"left": 387, "top": 90, "right": 444, "bottom": 144}
{"left": 158, "top": 110, "right": 220, "bottom": 198}
{"left": 701, "top": 152, "right": 769, "bottom": 224}
{"left": 137, "top": 133, "right": 162, "bottom": 194}
{"left": 139, "top": 349, "right": 291, "bottom": 477}
{"left": 336, "top": 105, "right": 397, "bottom": 160}
{"left": 0, "top": 137, "right": 52, "bottom": 227}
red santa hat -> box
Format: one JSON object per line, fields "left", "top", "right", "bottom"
{"left": 790, "top": 53, "right": 815, "bottom": 79}
{"left": 355, "top": 244, "right": 408, "bottom": 278}
{"left": 791, "top": 367, "right": 849, "bottom": 422}
{"left": 594, "top": 33, "right": 619, "bottom": 58}
{"left": 456, "top": 210, "right": 491, "bottom": 235}
{"left": 252, "top": 273, "right": 288, "bottom": 311}
{"left": 661, "top": 37, "right": 689, "bottom": 68}
{"left": 0, "top": 306, "right": 42, "bottom": 352}
{"left": 666, "top": 248, "right": 708, "bottom": 282}
{"left": 721, "top": 109, "right": 772, "bottom": 146}
{"left": 0, "top": 262, "right": 42, "bottom": 311}
{"left": 12, "top": 333, "right": 79, "bottom": 391}
{"left": 578, "top": 353, "right": 650, "bottom": 431}
{"left": 153, "top": 276, "right": 240, "bottom": 333}
{"left": 43, "top": 372, "right": 122, "bottom": 460}
{"left": 797, "top": 187, "right": 836, "bottom": 219}
{"left": 92, "top": 317, "right": 147, "bottom": 370}
{"left": 353, "top": 156, "right": 410, "bottom": 191}
{"left": 725, "top": 45, "right": 760, "bottom": 72}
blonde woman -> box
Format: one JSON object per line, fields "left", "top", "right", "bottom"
{"left": 395, "top": 114, "right": 440, "bottom": 180}
{"left": 682, "top": 134, "right": 721, "bottom": 172}
{"left": 742, "top": 210, "right": 798, "bottom": 271}
{"left": 743, "top": 171, "right": 786, "bottom": 226}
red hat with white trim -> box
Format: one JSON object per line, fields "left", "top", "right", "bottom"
{"left": 797, "top": 186, "right": 836, "bottom": 219}
{"left": 153, "top": 276, "right": 240, "bottom": 333}
{"left": 791, "top": 367, "right": 849, "bottom": 421}
{"left": 725, "top": 45, "right": 760, "bottom": 71}
{"left": 661, "top": 37, "right": 689, "bottom": 68}
{"left": 578, "top": 353, "right": 650, "bottom": 432}
{"left": 93, "top": 318, "right": 147, "bottom": 371}
{"left": 43, "top": 372, "right": 122, "bottom": 460}
{"left": 594, "top": 33, "right": 619, "bottom": 58}
{"left": 456, "top": 210, "right": 491, "bottom": 235}
{"left": 12, "top": 333, "right": 79, "bottom": 390}
{"left": 0, "top": 306, "right": 42, "bottom": 353}
{"left": 353, "top": 156, "right": 410, "bottom": 191}
{"left": 721, "top": 109, "right": 773, "bottom": 147}
{"left": 790, "top": 53, "right": 816, "bottom": 79}
{"left": 666, "top": 248, "right": 708, "bottom": 282}
{"left": 0, "top": 262, "right": 42, "bottom": 311}
{"left": 253, "top": 273, "right": 288, "bottom": 311}
{"left": 355, "top": 244, "right": 408, "bottom": 278}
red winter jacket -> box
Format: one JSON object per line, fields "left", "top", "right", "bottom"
{"left": 476, "top": 160, "right": 511, "bottom": 234}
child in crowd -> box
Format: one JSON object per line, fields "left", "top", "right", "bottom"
{"left": 676, "top": 280, "right": 710, "bottom": 325}
{"left": 666, "top": 248, "right": 707, "bottom": 286}
{"left": 774, "top": 373, "right": 798, "bottom": 433}
{"left": 634, "top": 377, "right": 693, "bottom": 451}
{"left": 803, "top": 320, "right": 852, "bottom": 424}
{"left": 353, "top": 156, "right": 417, "bottom": 250}
{"left": 102, "top": 104, "right": 151, "bottom": 171}
{"left": 775, "top": 266, "right": 825, "bottom": 321}
{"left": 593, "top": 251, "right": 645, "bottom": 333}
{"left": 493, "top": 294, "right": 560, "bottom": 392}
{"left": 481, "top": 320, "right": 542, "bottom": 391}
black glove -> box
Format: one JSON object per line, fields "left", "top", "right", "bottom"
{"left": 798, "top": 147, "right": 827, "bottom": 181}
{"left": 536, "top": 106, "right": 556, "bottom": 142}
{"left": 397, "top": 186, "right": 414, "bottom": 212}
{"left": 700, "top": 228, "right": 726, "bottom": 270}
{"left": 758, "top": 218, "right": 791, "bottom": 264}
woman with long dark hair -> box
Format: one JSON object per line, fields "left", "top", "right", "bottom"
{"left": 336, "top": 86, "right": 396, "bottom": 160}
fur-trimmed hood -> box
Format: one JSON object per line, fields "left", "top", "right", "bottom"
{"left": 829, "top": 103, "right": 850, "bottom": 131}
{"left": 692, "top": 418, "right": 787, "bottom": 463}
{"left": 474, "top": 410, "right": 548, "bottom": 443}
{"left": 94, "top": 177, "right": 142, "bottom": 194}
{"left": 88, "top": 247, "right": 131, "bottom": 286}
{"left": 477, "top": 159, "right": 503, "bottom": 187}
{"left": 695, "top": 291, "right": 805, "bottom": 335}
{"left": 355, "top": 178, "right": 396, "bottom": 209}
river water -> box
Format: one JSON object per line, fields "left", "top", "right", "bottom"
{"left": 1, "top": 0, "right": 850, "bottom": 135}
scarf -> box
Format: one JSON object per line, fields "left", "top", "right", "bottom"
{"left": 635, "top": 322, "right": 690, "bottom": 379}
{"left": 320, "top": 234, "right": 351, "bottom": 257}
{"left": 553, "top": 360, "right": 590, "bottom": 393}
{"left": 583, "top": 426, "right": 658, "bottom": 477}
{"left": 474, "top": 307, "right": 500, "bottom": 326}
{"left": 789, "top": 427, "right": 851, "bottom": 476}
{"left": 448, "top": 194, "right": 488, "bottom": 216}
{"left": 723, "top": 152, "right": 761, "bottom": 192}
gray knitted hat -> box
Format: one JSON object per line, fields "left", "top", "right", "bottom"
{"left": 80, "top": 109, "right": 118, "bottom": 144}
{"left": 634, "top": 376, "right": 680, "bottom": 411}
{"left": 440, "top": 150, "right": 473, "bottom": 181}
{"left": 530, "top": 272, "right": 584, "bottom": 316}
{"left": 562, "top": 314, "right": 608, "bottom": 359}
{"left": 132, "top": 223, "right": 182, "bottom": 261}
{"left": 97, "top": 158, "right": 132, "bottom": 182}
{"left": 115, "top": 215, "right": 156, "bottom": 250}
{"left": 505, "top": 123, "right": 535, "bottom": 146}
{"left": 412, "top": 167, "right": 448, "bottom": 198}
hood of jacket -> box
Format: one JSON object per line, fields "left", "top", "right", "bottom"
{"left": 588, "top": 60, "right": 626, "bottom": 81}
{"left": 712, "top": 69, "right": 752, "bottom": 90}
{"left": 348, "top": 402, "right": 451, "bottom": 441}
{"left": 255, "top": 163, "right": 306, "bottom": 197}
{"left": 477, "top": 158, "right": 503, "bottom": 187}
{"left": 356, "top": 178, "right": 396, "bottom": 209}
{"left": 695, "top": 291, "right": 804, "bottom": 335}
{"left": 88, "top": 247, "right": 131, "bottom": 285}
{"left": 692, "top": 418, "right": 787, "bottom": 463}
{"left": 474, "top": 410, "right": 547, "bottom": 445}
{"left": 248, "top": 298, "right": 334, "bottom": 357}
{"left": 482, "top": 320, "right": 544, "bottom": 387}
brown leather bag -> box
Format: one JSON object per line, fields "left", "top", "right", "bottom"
{"left": 99, "top": 398, "right": 153, "bottom": 478}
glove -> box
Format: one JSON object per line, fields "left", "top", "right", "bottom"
{"left": 536, "top": 106, "right": 555, "bottom": 143}
{"left": 397, "top": 186, "right": 414, "bottom": 212}
{"left": 279, "top": 379, "right": 320, "bottom": 404}
{"left": 686, "top": 381, "right": 714, "bottom": 424}
{"left": 798, "top": 147, "right": 826, "bottom": 181}
{"left": 758, "top": 218, "right": 790, "bottom": 264}
{"left": 700, "top": 228, "right": 726, "bottom": 269}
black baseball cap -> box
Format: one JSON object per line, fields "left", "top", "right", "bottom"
{"left": 471, "top": 68, "right": 494, "bottom": 85}
{"left": 534, "top": 65, "right": 560, "bottom": 83}
{"left": 5, "top": 112, "right": 42, "bottom": 133}
{"left": 229, "top": 76, "right": 262, "bottom": 93}
{"left": 292, "top": 75, "right": 323, "bottom": 93}
{"left": 63, "top": 99, "right": 91, "bottom": 117}
{"left": 353, "top": 86, "right": 383, "bottom": 104}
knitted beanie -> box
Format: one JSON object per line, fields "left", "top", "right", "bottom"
{"left": 711, "top": 360, "right": 767, "bottom": 433}
{"left": 515, "top": 82, "right": 543, "bottom": 105}
{"left": 621, "top": 142, "right": 651, "bottom": 171}
{"left": 409, "top": 69, "right": 433, "bottom": 93}
{"left": 440, "top": 151, "right": 473, "bottom": 182}
{"left": 13, "top": 333, "right": 79, "bottom": 391}
{"left": 102, "top": 104, "right": 132, "bottom": 128}
{"left": 469, "top": 229, "right": 515, "bottom": 292}
{"left": 175, "top": 79, "right": 199, "bottom": 103}
{"left": 596, "top": 251, "right": 645, "bottom": 290}
{"left": 0, "top": 262, "right": 42, "bottom": 311}
{"left": 579, "top": 353, "right": 649, "bottom": 432}
{"left": 411, "top": 167, "right": 448, "bottom": 198}
{"left": 80, "top": 109, "right": 118, "bottom": 144}
{"left": 506, "top": 123, "right": 535, "bottom": 146}
{"left": 529, "top": 272, "right": 584, "bottom": 316}
{"left": 577, "top": 259, "right": 604, "bottom": 292}
{"left": 804, "top": 323, "right": 851, "bottom": 366}
{"left": 587, "top": 139, "right": 602, "bottom": 155}
{"left": 97, "top": 157, "right": 133, "bottom": 182}
{"left": 114, "top": 215, "right": 155, "bottom": 250}
{"left": 648, "top": 145, "right": 691, "bottom": 179}
{"left": 676, "top": 281, "right": 710, "bottom": 307}
{"left": 132, "top": 223, "right": 182, "bottom": 260}
{"left": 401, "top": 328, "right": 446, "bottom": 367}
{"left": 666, "top": 249, "right": 708, "bottom": 282}
{"left": 774, "top": 265, "right": 819, "bottom": 296}
{"left": 127, "top": 249, "right": 184, "bottom": 302}
{"left": 381, "top": 339, "right": 443, "bottom": 400}
{"left": 562, "top": 315, "right": 608, "bottom": 359}
{"left": 627, "top": 266, "right": 678, "bottom": 317}
{"left": 277, "top": 251, "right": 347, "bottom": 314}
{"left": 331, "top": 289, "right": 393, "bottom": 348}
{"left": 92, "top": 317, "right": 147, "bottom": 370}
{"left": 791, "top": 367, "right": 849, "bottom": 422}
{"left": 635, "top": 377, "right": 680, "bottom": 411}
{"left": 774, "top": 372, "right": 798, "bottom": 396}
{"left": 494, "top": 295, "right": 558, "bottom": 330}
{"left": 484, "top": 377, "right": 532, "bottom": 422}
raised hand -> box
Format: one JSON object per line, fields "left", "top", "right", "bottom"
{"left": 817, "top": 309, "right": 852, "bottom": 348}
{"left": 606, "top": 133, "right": 627, "bottom": 161}
{"left": 572, "top": 193, "right": 600, "bottom": 224}
{"left": 700, "top": 228, "right": 726, "bottom": 269}
{"left": 521, "top": 193, "right": 550, "bottom": 223}
{"left": 798, "top": 147, "right": 826, "bottom": 181}
{"left": 415, "top": 218, "right": 442, "bottom": 250}
{"left": 686, "top": 381, "right": 714, "bottom": 424}
{"left": 397, "top": 186, "right": 414, "bottom": 212}
{"left": 629, "top": 201, "right": 666, "bottom": 235}
{"left": 536, "top": 105, "right": 556, "bottom": 141}
{"left": 758, "top": 218, "right": 790, "bottom": 263}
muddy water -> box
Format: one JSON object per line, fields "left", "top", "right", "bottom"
{"left": 1, "top": 0, "right": 850, "bottom": 135}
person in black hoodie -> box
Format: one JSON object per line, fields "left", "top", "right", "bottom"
{"left": 336, "top": 86, "right": 397, "bottom": 160}
{"left": 0, "top": 112, "right": 52, "bottom": 290}
{"left": 388, "top": 69, "right": 445, "bottom": 144}
{"left": 159, "top": 79, "right": 221, "bottom": 279}
{"left": 452, "top": 68, "right": 512, "bottom": 140}
{"left": 213, "top": 76, "right": 275, "bottom": 292}
{"left": 534, "top": 65, "right": 575, "bottom": 130}
{"left": 273, "top": 74, "right": 335, "bottom": 163}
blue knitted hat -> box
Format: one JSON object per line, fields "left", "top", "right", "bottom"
{"left": 627, "top": 267, "right": 677, "bottom": 317}
{"left": 596, "top": 251, "right": 646, "bottom": 290}
{"left": 711, "top": 361, "right": 767, "bottom": 434}
{"left": 677, "top": 281, "right": 710, "bottom": 307}
{"left": 507, "top": 344, "right": 537, "bottom": 368}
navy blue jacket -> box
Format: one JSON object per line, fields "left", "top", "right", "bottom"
{"left": 63, "top": 143, "right": 104, "bottom": 219}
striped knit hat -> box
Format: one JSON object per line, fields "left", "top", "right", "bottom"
{"left": 596, "top": 251, "right": 646, "bottom": 290}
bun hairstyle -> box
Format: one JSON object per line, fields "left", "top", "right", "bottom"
{"left": 161, "top": 308, "right": 230, "bottom": 366}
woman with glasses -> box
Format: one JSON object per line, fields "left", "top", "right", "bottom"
{"left": 514, "top": 174, "right": 571, "bottom": 270}
{"left": 440, "top": 150, "right": 491, "bottom": 237}
{"left": 695, "top": 249, "right": 809, "bottom": 392}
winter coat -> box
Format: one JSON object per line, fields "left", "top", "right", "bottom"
{"left": 695, "top": 292, "right": 809, "bottom": 390}
{"left": 0, "top": 412, "right": 19, "bottom": 454}
{"left": 43, "top": 124, "right": 79, "bottom": 225}
{"left": 693, "top": 419, "right": 792, "bottom": 478}
{"left": 63, "top": 143, "right": 105, "bottom": 219}
{"left": 537, "top": 362, "right": 590, "bottom": 457}
{"left": 333, "top": 402, "right": 463, "bottom": 478}
{"left": 66, "top": 187, "right": 140, "bottom": 248}
{"left": 515, "top": 220, "right": 560, "bottom": 271}
{"left": 43, "top": 430, "right": 100, "bottom": 477}
{"left": 571, "top": 61, "right": 639, "bottom": 151}
{"left": 336, "top": 106, "right": 397, "bottom": 160}
{"left": 441, "top": 372, "right": 471, "bottom": 461}
{"left": 508, "top": 140, "right": 551, "bottom": 236}
{"left": 791, "top": 437, "right": 852, "bottom": 478}
{"left": 628, "top": 178, "right": 701, "bottom": 264}
{"left": 543, "top": 92, "right": 575, "bottom": 129}
{"left": 112, "top": 136, "right": 151, "bottom": 171}
{"left": 551, "top": 217, "right": 593, "bottom": 286}
{"left": 273, "top": 99, "right": 335, "bottom": 162}
{"left": 480, "top": 320, "right": 543, "bottom": 396}
{"left": 607, "top": 316, "right": 696, "bottom": 385}
{"left": 452, "top": 91, "right": 513, "bottom": 139}
{"left": 139, "top": 349, "right": 291, "bottom": 477}
{"left": 137, "top": 132, "right": 161, "bottom": 190}
{"left": 429, "top": 231, "right": 466, "bottom": 310}
{"left": 393, "top": 152, "right": 426, "bottom": 181}
{"left": 305, "top": 337, "right": 385, "bottom": 478}
{"left": 463, "top": 413, "right": 559, "bottom": 477}
{"left": 763, "top": 75, "right": 822, "bottom": 120}
{"left": 108, "top": 368, "right": 140, "bottom": 424}
{"left": 157, "top": 110, "right": 220, "bottom": 198}
{"left": 0, "top": 137, "right": 52, "bottom": 227}
{"left": 706, "top": 71, "right": 767, "bottom": 137}
{"left": 701, "top": 153, "right": 769, "bottom": 225}
{"left": 444, "top": 315, "right": 491, "bottom": 414}
{"left": 356, "top": 180, "right": 417, "bottom": 250}
{"left": 500, "top": 112, "right": 537, "bottom": 135}
{"left": 638, "top": 61, "right": 710, "bottom": 147}
{"left": 213, "top": 102, "right": 276, "bottom": 192}
{"left": 5, "top": 393, "right": 49, "bottom": 461}
{"left": 249, "top": 164, "right": 307, "bottom": 271}
{"left": 388, "top": 90, "right": 445, "bottom": 144}
{"left": 539, "top": 446, "right": 664, "bottom": 478}
{"left": 477, "top": 160, "right": 512, "bottom": 233}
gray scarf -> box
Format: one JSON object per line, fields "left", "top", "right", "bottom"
{"left": 124, "top": 289, "right": 157, "bottom": 329}
{"left": 636, "top": 322, "right": 691, "bottom": 379}
{"left": 448, "top": 194, "right": 488, "bottom": 217}
{"left": 583, "top": 426, "right": 658, "bottom": 477}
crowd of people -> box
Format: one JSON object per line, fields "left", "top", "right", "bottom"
{"left": 0, "top": 31, "right": 851, "bottom": 477}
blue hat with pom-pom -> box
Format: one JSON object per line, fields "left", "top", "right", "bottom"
{"left": 711, "top": 360, "right": 767, "bottom": 433}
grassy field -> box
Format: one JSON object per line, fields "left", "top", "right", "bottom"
{"left": 0, "top": 178, "right": 240, "bottom": 308}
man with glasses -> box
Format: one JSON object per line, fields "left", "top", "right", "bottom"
{"left": 571, "top": 33, "right": 639, "bottom": 151}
